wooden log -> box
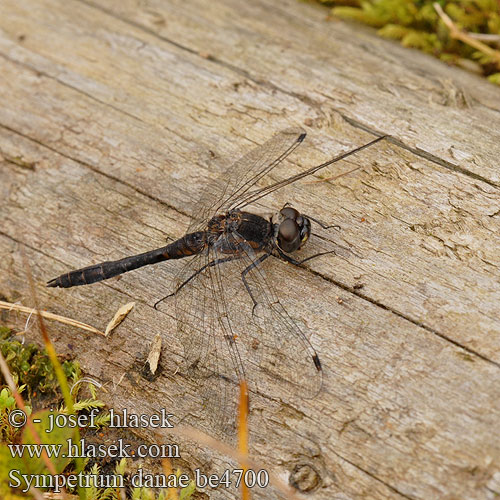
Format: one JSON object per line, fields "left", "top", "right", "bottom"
{"left": 1, "top": 0, "right": 499, "bottom": 498}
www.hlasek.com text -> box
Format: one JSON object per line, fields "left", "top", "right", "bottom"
{"left": 9, "top": 437, "right": 179, "bottom": 460}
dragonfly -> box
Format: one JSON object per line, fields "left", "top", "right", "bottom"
{"left": 48, "top": 128, "right": 384, "bottom": 433}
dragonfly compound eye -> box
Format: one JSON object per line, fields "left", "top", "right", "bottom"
{"left": 280, "top": 206, "right": 299, "bottom": 220}
{"left": 299, "top": 217, "right": 311, "bottom": 247}
{"left": 278, "top": 218, "right": 301, "bottom": 253}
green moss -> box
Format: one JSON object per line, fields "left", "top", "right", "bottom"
{"left": 488, "top": 71, "right": 500, "bottom": 83}
{"left": 0, "top": 328, "right": 196, "bottom": 499}
{"left": 317, "top": 0, "right": 500, "bottom": 85}
{"left": 0, "top": 327, "right": 78, "bottom": 398}
{"left": 84, "top": 459, "right": 197, "bottom": 500}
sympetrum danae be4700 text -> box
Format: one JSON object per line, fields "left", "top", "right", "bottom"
{"left": 48, "top": 128, "right": 384, "bottom": 433}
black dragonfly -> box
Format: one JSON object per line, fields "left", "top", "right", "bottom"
{"left": 48, "top": 128, "right": 384, "bottom": 432}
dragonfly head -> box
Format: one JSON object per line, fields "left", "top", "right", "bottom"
{"left": 276, "top": 206, "right": 311, "bottom": 253}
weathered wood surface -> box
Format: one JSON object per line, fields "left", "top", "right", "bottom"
{"left": 1, "top": 0, "right": 499, "bottom": 498}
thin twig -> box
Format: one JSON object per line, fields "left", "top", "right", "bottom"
{"left": 467, "top": 32, "right": 500, "bottom": 43}
{"left": 434, "top": 3, "right": 500, "bottom": 68}
{"left": 0, "top": 300, "right": 105, "bottom": 336}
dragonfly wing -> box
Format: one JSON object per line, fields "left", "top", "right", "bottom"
{"left": 167, "top": 229, "right": 322, "bottom": 437}
{"left": 169, "top": 246, "right": 246, "bottom": 437}
{"left": 210, "top": 232, "right": 323, "bottom": 400}
{"left": 188, "top": 128, "right": 306, "bottom": 232}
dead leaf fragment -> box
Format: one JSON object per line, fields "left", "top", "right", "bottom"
{"left": 147, "top": 334, "right": 162, "bottom": 374}
{"left": 105, "top": 302, "right": 135, "bottom": 336}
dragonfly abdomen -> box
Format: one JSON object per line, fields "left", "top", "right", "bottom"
{"left": 47, "top": 232, "right": 207, "bottom": 288}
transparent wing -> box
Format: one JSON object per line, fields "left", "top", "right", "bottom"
{"left": 170, "top": 246, "right": 246, "bottom": 437}
{"left": 168, "top": 230, "right": 322, "bottom": 437}
{"left": 215, "top": 233, "right": 323, "bottom": 400}
{"left": 188, "top": 128, "right": 306, "bottom": 232}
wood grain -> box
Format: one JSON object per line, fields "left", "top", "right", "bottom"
{"left": 1, "top": 0, "right": 499, "bottom": 499}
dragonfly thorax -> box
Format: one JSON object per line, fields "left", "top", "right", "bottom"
{"left": 273, "top": 206, "right": 311, "bottom": 253}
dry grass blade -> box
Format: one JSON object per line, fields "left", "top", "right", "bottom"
{"left": 161, "top": 458, "right": 179, "bottom": 500}
{"left": 0, "top": 350, "right": 65, "bottom": 497}
{"left": 238, "top": 380, "right": 250, "bottom": 500}
{"left": 0, "top": 300, "right": 105, "bottom": 336}
{"left": 104, "top": 301, "right": 135, "bottom": 336}
{"left": 20, "top": 246, "right": 80, "bottom": 499}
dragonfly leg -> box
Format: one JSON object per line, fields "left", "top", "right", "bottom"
{"left": 282, "top": 204, "right": 341, "bottom": 231}
{"left": 277, "top": 248, "right": 336, "bottom": 266}
{"left": 306, "top": 214, "right": 341, "bottom": 231}
{"left": 241, "top": 253, "right": 271, "bottom": 315}
{"left": 154, "top": 256, "right": 238, "bottom": 310}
